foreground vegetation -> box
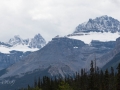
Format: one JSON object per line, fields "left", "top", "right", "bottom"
{"left": 20, "top": 61, "right": 120, "bottom": 90}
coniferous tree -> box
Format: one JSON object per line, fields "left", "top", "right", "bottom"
{"left": 88, "top": 60, "right": 95, "bottom": 90}
{"left": 99, "top": 70, "right": 104, "bottom": 90}
{"left": 34, "top": 78, "right": 37, "bottom": 88}
{"left": 110, "top": 67, "right": 115, "bottom": 90}
{"left": 117, "top": 63, "right": 120, "bottom": 90}
{"left": 104, "top": 69, "right": 109, "bottom": 90}
{"left": 80, "top": 69, "right": 84, "bottom": 90}
{"left": 37, "top": 77, "right": 41, "bottom": 89}
{"left": 21, "top": 62, "right": 120, "bottom": 90}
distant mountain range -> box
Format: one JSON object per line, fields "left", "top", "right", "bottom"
{"left": 0, "top": 37, "right": 116, "bottom": 90}
{"left": 0, "top": 15, "right": 120, "bottom": 90}
{"left": 0, "top": 33, "right": 46, "bottom": 70}
{"left": 0, "top": 33, "right": 46, "bottom": 53}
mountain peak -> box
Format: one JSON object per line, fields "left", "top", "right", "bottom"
{"left": 34, "top": 33, "right": 43, "bottom": 39}
{"left": 7, "top": 34, "right": 46, "bottom": 49}
{"left": 74, "top": 15, "right": 120, "bottom": 33}
{"left": 29, "top": 33, "right": 46, "bottom": 48}
{"left": 99, "top": 15, "right": 108, "bottom": 18}
{"left": 67, "top": 15, "right": 120, "bottom": 44}
{"left": 14, "top": 35, "right": 20, "bottom": 38}
{"left": 8, "top": 35, "right": 22, "bottom": 45}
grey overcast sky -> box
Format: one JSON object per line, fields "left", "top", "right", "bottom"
{"left": 0, "top": 0, "right": 120, "bottom": 42}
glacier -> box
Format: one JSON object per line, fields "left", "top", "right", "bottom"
{"left": 67, "top": 32, "right": 120, "bottom": 44}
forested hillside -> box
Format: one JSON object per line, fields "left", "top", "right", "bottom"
{"left": 19, "top": 61, "right": 120, "bottom": 90}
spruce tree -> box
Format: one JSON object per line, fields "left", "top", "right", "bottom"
{"left": 104, "top": 69, "right": 109, "bottom": 90}
{"left": 117, "top": 63, "right": 120, "bottom": 90}
{"left": 110, "top": 67, "right": 115, "bottom": 90}
{"left": 88, "top": 60, "right": 95, "bottom": 90}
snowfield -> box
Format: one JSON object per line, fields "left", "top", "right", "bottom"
{"left": 68, "top": 32, "right": 120, "bottom": 44}
{"left": 0, "top": 44, "right": 39, "bottom": 54}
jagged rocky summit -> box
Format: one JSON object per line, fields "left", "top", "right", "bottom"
{"left": 0, "top": 33, "right": 46, "bottom": 70}
{"left": 67, "top": 15, "right": 120, "bottom": 44}
{"left": 74, "top": 15, "right": 120, "bottom": 33}
{"left": 0, "top": 33, "right": 46, "bottom": 53}
{"left": 8, "top": 33, "right": 46, "bottom": 49}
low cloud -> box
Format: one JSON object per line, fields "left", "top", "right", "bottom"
{"left": 0, "top": 0, "right": 120, "bottom": 42}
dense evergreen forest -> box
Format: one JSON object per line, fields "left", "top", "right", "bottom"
{"left": 19, "top": 61, "right": 120, "bottom": 90}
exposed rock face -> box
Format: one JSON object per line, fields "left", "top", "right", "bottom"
{"left": 29, "top": 34, "right": 46, "bottom": 48}
{"left": 90, "top": 40, "right": 115, "bottom": 48}
{"left": 97, "top": 37, "right": 120, "bottom": 68}
{"left": 115, "top": 37, "right": 120, "bottom": 47}
{"left": 74, "top": 15, "right": 120, "bottom": 33}
{"left": 8, "top": 35, "right": 23, "bottom": 45}
{"left": 8, "top": 34, "right": 46, "bottom": 48}
{"left": 67, "top": 16, "right": 120, "bottom": 44}
{"left": 0, "top": 51, "right": 31, "bottom": 70}
{"left": 101, "top": 37, "right": 120, "bottom": 71}
{"left": 0, "top": 42, "right": 12, "bottom": 47}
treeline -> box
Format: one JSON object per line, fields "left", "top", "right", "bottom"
{"left": 20, "top": 61, "right": 120, "bottom": 90}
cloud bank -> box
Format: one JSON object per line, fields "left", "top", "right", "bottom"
{"left": 0, "top": 0, "right": 120, "bottom": 42}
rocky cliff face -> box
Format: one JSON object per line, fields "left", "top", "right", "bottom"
{"left": 115, "top": 37, "right": 120, "bottom": 47}
{"left": 90, "top": 40, "right": 115, "bottom": 48}
{"left": 100, "top": 37, "right": 120, "bottom": 71}
{"left": 96, "top": 37, "right": 120, "bottom": 68}
{"left": 0, "top": 51, "right": 31, "bottom": 70}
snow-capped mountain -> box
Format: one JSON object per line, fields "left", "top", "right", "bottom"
{"left": 0, "top": 33, "right": 46, "bottom": 70}
{"left": 0, "top": 33, "right": 46, "bottom": 53}
{"left": 0, "top": 37, "right": 115, "bottom": 78}
{"left": 1, "top": 15, "right": 120, "bottom": 90}
{"left": 74, "top": 15, "right": 120, "bottom": 33}
{"left": 0, "top": 37, "right": 116, "bottom": 90}
{"left": 8, "top": 35, "right": 27, "bottom": 46}
{"left": 67, "top": 15, "right": 120, "bottom": 44}
{"left": 29, "top": 34, "right": 46, "bottom": 48}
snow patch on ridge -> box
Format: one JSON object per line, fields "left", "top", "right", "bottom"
{"left": 0, "top": 44, "right": 39, "bottom": 54}
{"left": 0, "top": 34, "right": 46, "bottom": 54}
{"left": 68, "top": 32, "right": 120, "bottom": 44}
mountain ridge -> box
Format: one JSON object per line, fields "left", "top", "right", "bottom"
{"left": 0, "top": 33, "right": 46, "bottom": 70}
{"left": 0, "top": 33, "right": 46, "bottom": 53}
{"left": 0, "top": 15, "right": 120, "bottom": 90}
